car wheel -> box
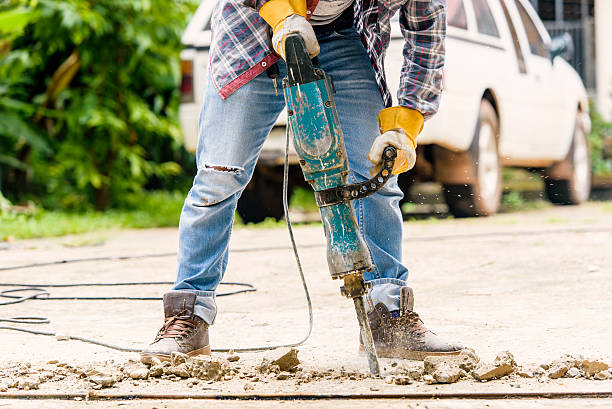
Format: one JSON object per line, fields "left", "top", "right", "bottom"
{"left": 442, "top": 100, "right": 502, "bottom": 218}
{"left": 237, "top": 166, "right": 286, "bottom": 223}
{"left": 544, "top": 114, "right": 591, "bottom": 205}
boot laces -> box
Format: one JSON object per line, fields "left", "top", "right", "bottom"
{"left": 396, "top": 310, "right": 428, "bottom": 336}
{"left": 155, "top": 311, "right": 197, "bottom": 341}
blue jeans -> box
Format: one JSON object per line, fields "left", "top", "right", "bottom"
{"left": 174, "top": 27, "right": 409, "bottom": 324}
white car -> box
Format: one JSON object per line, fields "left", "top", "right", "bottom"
{"left": 179, "top": 0, "right": 591, "bottom": 221}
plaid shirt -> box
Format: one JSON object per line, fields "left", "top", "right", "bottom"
{"left": 210, "top": 0, "right": 445, "bottom": 118}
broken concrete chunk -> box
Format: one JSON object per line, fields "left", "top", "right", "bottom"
{"left": 566, "top": 367, "right": 581, "bottom": 378}
{"left": 517, "top": 369, "right": 534, "bottom": 378}
{"left": 272, "top": 348, "right": 300, "bottom": 372}
{"left": 423, "top": 356, "right": 445, "bottom": 374}
{"left": 580, "top": 360, "right": 609, "bottom": 378}
{"left": 171, "top": 352, "right": 188, "bottom": 366}
{"left": 432, "top": 364, "right": 463, "bottom": 384}
{"left": 90, "top": 376, "right": 116, "bottom": 388}
{"left": 594, "top": 370, "right": 612, "bottom": 380}
{"left": 423, "top": 374, "right": 436, "bottom": 384}
{"left": 189, "top": 356, "right": 226, "bottom": 381}
{"left": 148, "top": 365, "right": 163, "bottom": 377}
{"left": 547, "top": 363, "right": 569, "bottom": 379}
{"left": 494, "top": 351, "right": 517, "bottom": 369}
{"left": 276, "top": 372, "right": 290, "bottom": 380}
{"left": 458, "top": 349, "right": 480, "bottom": 371}
{"left": 168, "top": 363, "right": 190, "bottom": 378}
{"left": 227, "top": 354, "right": 240, "bottom": 362}
{"left": 256, "top": 358, "right": 272, "bottom": 373}
{"left": 422, "top": 352, "right": 475, "bottom": 384}
{"left": 17, "top": 379, "right": 40, "bottom": 390}
{"left": 473, "top": 363, "right": 514, "bottom": 381}
{"left": 125, "top": 365, "right": 149, "bottom": 380}
{"left": 424, "top": 350, "right": 479, "bottom": 375}
{"left": 393, "top": 376, "right": 413, "bottom": 385}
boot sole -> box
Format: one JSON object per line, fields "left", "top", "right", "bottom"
{"left": 358, "top": 345, "right": 463, "bottom": 361}
{"left": 140, "top": 345, "right": 212, "bottom": 365}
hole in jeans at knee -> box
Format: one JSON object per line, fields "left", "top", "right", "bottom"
{"left": 203, "top": 163, "right": 243, "bottom": 174}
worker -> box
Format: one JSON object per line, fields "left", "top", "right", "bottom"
{"left": 141, "top": 0, "right": 463, "bottom": 363}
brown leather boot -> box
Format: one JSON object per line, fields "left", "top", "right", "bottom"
{"left": 141, "top": 291, "right": 211, "bottom": 364}
{"left": 361, "top": 286, "right": 463, "bottom": 360}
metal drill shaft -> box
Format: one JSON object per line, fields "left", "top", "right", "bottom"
{"left": 353, "top": 296, "right": 381, "bottom": 377}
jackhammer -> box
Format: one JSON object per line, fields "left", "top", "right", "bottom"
{"left": 282, "top": 34, "right": 398, "bottom": 376}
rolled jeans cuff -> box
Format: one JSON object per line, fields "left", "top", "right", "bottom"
{"left": 191, "top": 290, "right": 217, "bottom": 325}
{"left": 363, "top": 278, "right": 406, "bottom": 314}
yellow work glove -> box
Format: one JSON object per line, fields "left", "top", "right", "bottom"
{"left": 259, "top": 0, "right": 319, "bottom": 60}
{"left": 368, "top": 107, "right": 424, "bottom": 175}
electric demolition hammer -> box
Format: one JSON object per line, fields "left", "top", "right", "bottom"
{"left": 281, "top": 34, "right": 399, "bottom": 376}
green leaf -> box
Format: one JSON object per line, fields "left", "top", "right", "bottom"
{"left": 0, "top": 111, "right": 51, "bottom": 153}
{"left": 0, "top": 153, "right": 28, "bottom": 170}
{"left": 0, "top": 7, "right": 39, "bottom": 35}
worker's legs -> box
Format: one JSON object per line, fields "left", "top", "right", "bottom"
{"left": 315, "top": 27, "right": 409, "bottom": 314}
{"left": 173, "top": 71, "right": 286, "bottom": 325}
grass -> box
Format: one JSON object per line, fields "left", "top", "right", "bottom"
{"left": 0, "top": 189, "right": 309, "bottom": 240}
{"left": 289, "top": 187, "right": 318, "bottom": 212}
{"left": 0, "top": 191, "right": 185, "bottom": 241}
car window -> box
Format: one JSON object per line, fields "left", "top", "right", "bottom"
{"left": 472, "top": 0, "right": 500, "bottom": 37}
{"left": 447, "top": 0, "right": 468, "bottom": 30}
{"left": 514, "top": 0, "right": 549, "bottom": 58}
{"left": 499, "top": 0, "right": 527, "bottom": 73}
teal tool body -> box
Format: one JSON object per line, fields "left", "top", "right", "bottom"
{"left": 282, "top": 35, "right": 398, "bottom": 376}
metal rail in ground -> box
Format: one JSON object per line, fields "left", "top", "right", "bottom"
{"left": 2, "top": 391, "right": 612, "bottom": 401}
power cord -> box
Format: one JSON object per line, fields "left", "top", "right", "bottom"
{"left": 0, "top": 125, "right": 314, "bottom": 354}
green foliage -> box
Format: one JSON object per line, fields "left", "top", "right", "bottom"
{"left": 589, "top": 105, "right": 612, "bottom": 176}
{"left": 0, "top": 190, "right": 185, "bottom": 240}
{"left": 289, "top": 187, "right": 317, "bottom": 212}
{"left": 0, "top": 0, "right": 197, "bottom": 210}
{"left": 501, "top": 191, "right": 525, "bottom": 211}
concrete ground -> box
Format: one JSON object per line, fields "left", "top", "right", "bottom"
{"left": 1, "top": 202, "right": 612, "bottom": 407}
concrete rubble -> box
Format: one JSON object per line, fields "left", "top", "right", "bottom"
{"left": 580, "top": 359, "right": 609, "bottom": 378}
{"left": 472, "top": 351, "right": 516, "bottom": 382}
{"left": 1, "top": 350, "right": 612, "bottom": 392}
{"left": 422, "top": 349, "right": 479, "bottom": 384}
{"left": 272, "top": 348, "right": 300, "bottom": 372}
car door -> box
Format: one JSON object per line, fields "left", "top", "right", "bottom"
{"left": 512, "top": 0, "right": 570, "bottom": 160}
{"left": 492, "top": 0, "right": 545, "bottom": 161}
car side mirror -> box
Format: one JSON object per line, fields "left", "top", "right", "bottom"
{"left": 550, "top": 33, "right": 574, "bottom": 62}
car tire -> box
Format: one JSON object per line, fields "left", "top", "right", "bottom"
{"left": 544, "top": 114, "right": 591, "bottom": 205}
{"left": 442, "top": 100, "right": 502, "bottom": 218}
{"left": 237, "top": 166, "right": 287, "bottom": 223}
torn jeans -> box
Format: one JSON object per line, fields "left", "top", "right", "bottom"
{"left": 173, "top": 27, "right": 409, "bottom": 325}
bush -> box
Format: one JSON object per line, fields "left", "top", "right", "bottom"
{"left": 589, "top": 105, "right": 612, "bottom": 176}
{"left": 0, "top": 0, "right": 197, "bottom": 210}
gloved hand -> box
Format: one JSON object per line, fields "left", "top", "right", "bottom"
{"left": 259, "top": 0, "right": 319, "bottom": 60}
{"left": 368, "top": 106, "right": 424, "bottom": 175}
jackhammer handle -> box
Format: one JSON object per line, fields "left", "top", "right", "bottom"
{"left": 285, "top": 34, "right": 318, "bottom": 85}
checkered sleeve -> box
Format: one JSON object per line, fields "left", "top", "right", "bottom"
{"left": 398, "top": 0, "right": 446, "bottom": 119}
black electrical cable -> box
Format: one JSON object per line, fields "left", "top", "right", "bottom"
{"left": 0, "top": 281, "right": 256, "bottom": 301}
{"left": 0, "top": 121, "right": 315, "bottom": 355}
